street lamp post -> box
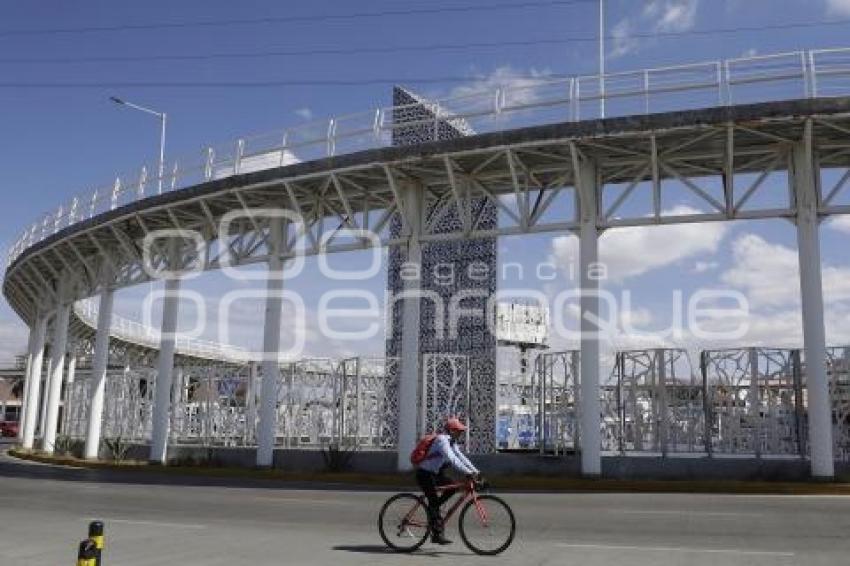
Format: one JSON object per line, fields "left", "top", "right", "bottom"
{"left": 110, "top": 96, "right": 167, "bottom": 194}
{"left": 599, "top": 0, "right": 605, "bottom": 118}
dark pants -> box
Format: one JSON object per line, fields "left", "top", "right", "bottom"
{"left": 416, "top": 468, "right": 458, "bottom": 535}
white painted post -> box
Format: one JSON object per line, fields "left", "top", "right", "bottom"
{"left": 397, "top": 182, "right": 423, "bottom": 472}
{"left": 749, "top": 348, "right": 761, "bottom": 457}
{"left": 17, "top": 324, "right": 37, "bottom": 441}
{"left": 245, "top": 362, "right": 258, "bottom": 445}
{"left": 577, "top": 156, "right": 602, "bottom": 476}
{"left": 794, "top": 126, "right": 834, "bottom": 478}
{"left": 150, "top": 241, "right": 182, "bottom": 464}
{"left": 43, "top": 301, "right": 71, "bottom": 454}
{"left": 84, "top": 286, "right": 115, "bottom": 459}
{"left": 21, "top": 315, "right": 47, "bottom": 448}
{"left": 66, "top": 353, "right": 77, "bottom": 385}
{"left": 38, "top": 358, "right": 52, "bottom": 440}
{"left": 61, "top": 352, "right": 77, "bottom": 436}
{"left": 257, "top": 217, "right": 284, "bottom": 468}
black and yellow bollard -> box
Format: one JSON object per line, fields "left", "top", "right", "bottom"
{"left": 76, "top": 539, "right": 97, "bottom": 566}
{"left": 88, "top": 521, "right": 104, "bottom": 566}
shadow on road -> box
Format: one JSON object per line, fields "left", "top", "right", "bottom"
{"left": 332, "top": 545, "right": 468, "bottom": 557}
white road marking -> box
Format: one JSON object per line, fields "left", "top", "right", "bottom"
{"left": 252, "top": 496, "right": 353, "bottom": 505}
{"left": 613, "top": 509, "right": 765, "bottom": 517}
{"left": 556, "top": 543, "right": 794, "bottom": 557}
{"left": 87, "top": 518, "right": 207, "bottom": 530}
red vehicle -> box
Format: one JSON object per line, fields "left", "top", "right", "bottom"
{"left": 0, "top": 421, "right": 19, "bottom": 437}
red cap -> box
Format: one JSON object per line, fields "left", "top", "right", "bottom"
{"left": 445, "top": 417, "right": 468, "bottom": 433}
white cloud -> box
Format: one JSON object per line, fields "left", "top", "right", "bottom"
{"left": 618, "top": 307, "right": 653, "bottom": 330}
{"left": 827, "top": 214, "right": 850, "bottom": 234}
{"left": 692, "top": 261, "right": 718, "bottom": 274}
{"left": 449, "top": 66, "right": 554, "bottom": 108}
{"left": 643, "top": 0, "right": 699, "bottom": 32}
{"left": 609, "top": 0, "right": 699, "bottom": 59}
{"left": 610, "top": 19, "right": 638, "bottom": 58}
{"left": 720, "top": 233, "right": 850, "bottom": 309}
{"left": 826, "top": 0, "right": 850, "bottom": 16}
{"left": 294, "top": 107, "right": 313, "bottom": 120}
{"left": 551, "top": 206, "right": 728, "bottom": 283}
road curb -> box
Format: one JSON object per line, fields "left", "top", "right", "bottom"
{"left": 7, "top": 447, "right": 850, "bottom": 495}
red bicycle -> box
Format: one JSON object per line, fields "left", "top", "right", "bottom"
{"left": 377, "top": 478, "right": 515, "bottom": 555}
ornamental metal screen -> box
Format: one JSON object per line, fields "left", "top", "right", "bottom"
{"left": 702, "top": 348, "right": 805, "bottom": 457}
{"left": 614, "top": 349, "right": 706, "bottom": 455}
{"left": 532, "top": 351, "right": 580, "bottom": 455}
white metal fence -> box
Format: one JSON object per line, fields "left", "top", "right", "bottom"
{"left": 9, "top": 48, "right": 850, "bottom": 267}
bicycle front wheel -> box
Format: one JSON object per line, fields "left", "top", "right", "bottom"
{"left": 378, "top": 493, "right": 430, "bottom": 552}
{"left": 459, "top": 494, "right": 516, "bottom": 555}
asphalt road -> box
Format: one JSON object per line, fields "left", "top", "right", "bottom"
{"left": 2, "top": 445, "right": 849, "bottom": 566}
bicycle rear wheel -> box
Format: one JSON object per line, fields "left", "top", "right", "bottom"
{"left": 378, "top": 493, "right": 430, "bottom": 552}
{"left": 458, "top": 494, "right": 516, "bottom": 555}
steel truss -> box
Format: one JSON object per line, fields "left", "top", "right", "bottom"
{"left": 7, "top": 101, "right": 850, "bottom": 323}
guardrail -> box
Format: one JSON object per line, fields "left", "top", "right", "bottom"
{"left": 8, "top": 47, "right": 850, "bottom": 267}
{"left": 74, "top": 298, "right": 251, "bottom": 363}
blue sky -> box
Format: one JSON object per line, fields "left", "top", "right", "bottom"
{"left": 2, "top": 0, "right": 850, "bottom": 365}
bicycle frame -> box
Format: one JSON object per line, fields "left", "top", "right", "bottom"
{"left": 401, "top": 480, "right": 489, "bottom": 530}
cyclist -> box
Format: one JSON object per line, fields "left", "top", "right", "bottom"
{"left": 414, "top": 416, "right": 479, "bottom": 545}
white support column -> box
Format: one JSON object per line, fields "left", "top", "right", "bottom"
{"left": 21, "top": 314, "right": 47, "bottom": 448}
{"left": 397, "top": 182, "right": 423, "bottom": 471}
{"left": 84, "top": 286, "right": 114, "bottom": 460}
{"left": 257, "top": 217, "right": 284, "bottom": 468}
{"left": 66, "top": 353, "right": 77, "bottom": 384}
{"left": 18, "top": 324, "right": 37, "bottom": 441}
{"left": 245, "top": 362, "right": 258, "bottom": 445}
{"left": 577, "top": 155, "right": 602, "bottom": 476}
{"left": 61, "top": 352, "right": 77, "bottom": 436}
{"left": 43, "top": 301, "right": 71, "bottom": 454}
{"left": 794, "top": 127, "right": 834, "bottom": 478}
{"left": 38, "top": 358, "right": 52, "bottom": 439}
{"left": 150, "top": 241, "right": 182, "bottom": 464}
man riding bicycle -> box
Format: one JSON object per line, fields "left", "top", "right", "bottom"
{"left": 413, "top": 416, "right": 479, "bottom": 545}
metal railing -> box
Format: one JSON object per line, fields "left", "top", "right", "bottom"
{"left": 74, "top": 298, "right": 251, "bottom": 363}
{"left": 8, "top": 47, "right": 850, "bottom": 267}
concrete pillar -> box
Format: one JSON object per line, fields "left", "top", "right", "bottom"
{"left": 61, "top": 352, "right": 77, "bottom": 436}
{"left": 38, "top": 358, "right": 52, "bottom": 439}
{"left": 577, "top": 156, "right": 602, "bottom": 476}
{"left": 397, "top": 182, "right": 423, "bottom": 471}
{"left": 21, "top": 314, "right": 47, "bottom": 448}
{"left": 18, "top": 324, "right": 37, "bottom": 441}
{"left": 257, "top": 217, "right": 284, "bottom": 468}
{"left": 66, "top": 353, "right": 77, "bottom": 384}
{"left": 245, "top": 362, "right": 258, "bottom": 445}
{"left": 150, "top": 241, "right": 182, "bottom": 464}
{"left": 84, "top": 286, "right": 114, "bottom": 459}
{"left": 748, "top": 348, "right": 761, "bottom": 457}
{"left": 793, "top": 128, "right": 834, "bottom": 478}
{"left": 43, "top": 301, "right": 71, "bottom": 454}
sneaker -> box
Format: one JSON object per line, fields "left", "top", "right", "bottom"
{"left": 431, "top": 533, "right": 453, "bottom": 545}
